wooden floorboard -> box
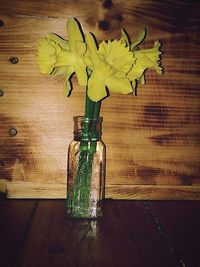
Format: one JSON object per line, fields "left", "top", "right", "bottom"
{"left": 1, "top": 199, "right": 199, "bottom": 267}
{"left": 15, "top": 200, "right": 178, "bottom": 267}
{"left": 148, "top": 201, "right": 200, "bottom": 267}
{"left": 0, "top": 199, "right": 37, "bottom": 267}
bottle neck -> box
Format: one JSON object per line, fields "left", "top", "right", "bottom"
{"left": 73, "top": 116, "right": 103, "bottom": 142}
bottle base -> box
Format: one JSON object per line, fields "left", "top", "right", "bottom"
{"left": 66, "top": 206, "right": 102, "bottom": 220}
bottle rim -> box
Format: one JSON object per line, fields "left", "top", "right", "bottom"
{"left": 73, "top": 116, "right": 103, "bottom": 122}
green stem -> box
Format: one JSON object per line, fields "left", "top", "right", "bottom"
{"left": 85, "top": 92, "right": 95, "bottom": 118}
{"left": 80, "top": 89, "right": 95, "bottom": 152}
{"left": 90, "top": 101, "right": 101, "bottom": 153}
{"left": 70, "top": 86, "right": 102, "bottom": 217}
{"left": 93, "top": 101, "right": 101, "bottom": 119}
{"left": 78, "top": 101, "right": 101, "bottom": 212}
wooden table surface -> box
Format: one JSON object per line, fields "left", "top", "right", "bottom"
{"left": 0, "top": 199, "right": 199, "bottom": 267}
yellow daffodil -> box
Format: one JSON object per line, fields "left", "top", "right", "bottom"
{"left": 85, "top": 33, "right": 134, "bottom": 102}
{"left": 37, "top": 17, "right": 163, "bottom": 102}
{"left": 128, "top": 40, "right": 163, "bottom": 83}
{"left": 121, "top": 28, "right": 163, "bottom": 84}
{"left": 37, "top": 18, "right": 87, "bottom": 96}
{"left": 36, "top": 33, "right": 70, "bottom": 74}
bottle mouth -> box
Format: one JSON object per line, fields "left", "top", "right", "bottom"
{"left": 73, "top": 116, "right": 103, "bottom": 122}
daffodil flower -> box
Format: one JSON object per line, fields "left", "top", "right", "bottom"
{"left": 37, "top": 17, "right": 163, "bottom": 100}
{"left": 121, "top": 28, "right": 163, "bottom": 84}
{"left": 85, "top": 33, "right": 134, "bottom": 102}
{"left": 36, "top": 33, "right": 70, "bottom": 74}
{"left": 37, "top": 18, "right": 87, "bottom": 96}
{"left": 128, "top": 40, "right": 163, "bottom": 83}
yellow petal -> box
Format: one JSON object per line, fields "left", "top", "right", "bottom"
{"left": 67, "top": 18, "right": 83, "bottom": 51}
{"left": 128, "top": 55, "right": 147, "bottom": 80}
{"left": 64, "top": 79, "right": 72, "bottom": 96}
{"left": 83, "top": 55, "right": 93, "bottom": 68}
{"left": 131, "top": 79, "right": 137, "bottom": 95}
{"left": 51, "top": 66, "right": 68, "bottom": 76}
{"left": 88, "top": 71, "right": 107, "bottom": 101}
{"left": 36, "top": 34, "right": 70, "bottom": 75}
{"left": 36, "top": 38, "right": 56, "bottom": 74}
{"left": 138, "top": 40, "right": 162, "bottom": 62}
{"left": 75, "top": 40, "right": 87, "bottom": 56}
{"left": 139, "top": 74, "right": 145, "bottom": 84}
{"left": 74, "top": 64, "right": 87, "bottom": 86}
{"left": 85, "top": 33, "right": 100, "bottom": 66}
{"left": 46, "top": 33, "right": 69, "bottom": 50}
{"left": 120, "top": 29, "right": 131, "bottom": 47}
{"left": 66, "top": 65, "right": 74, "bottom": 79}
{"left": 106, "top": 76, "right": 132, "bottom": 94}
{"left": 131, "top": 28, "right": 146, "bottom": 50}
{"left": 57, "top": 50, "right": 76, "bottom": 66}
{"left": 129, "top": 40, "right": 163, "bottom": 80}
{"left": 63, "top": 65, "right": 74, "bottom": 96}
{"left": 36, "top": 57, "right": 55, "bottom": 74}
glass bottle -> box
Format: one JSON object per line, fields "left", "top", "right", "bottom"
{"left": 67, "top": 116, "right": 106, "bottom": 219}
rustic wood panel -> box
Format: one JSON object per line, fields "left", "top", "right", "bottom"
{"left": 16, "top": 200, "right": 178, "bottom": 267}
{"left": 0, "top": 0, "right": 200, "bottom": 198}
{"left": 149, "top": 201, "right": 200, "bottom": 267}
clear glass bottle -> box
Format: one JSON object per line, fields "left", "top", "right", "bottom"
{"left": 67, "top": 116, "right": 106, "bottom": 219}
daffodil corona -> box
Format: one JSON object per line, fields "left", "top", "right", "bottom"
{"left": 36, "top": 33, "right": 70, "bottom": 74}
{"left": 84, "top": 33, "right": 134, "bottom": 101}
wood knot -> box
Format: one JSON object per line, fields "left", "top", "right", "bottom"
{"left": 9, "top": 56, "right": 19, "bottom": 64}
{"left": 0, "top": 160, "right": 5, "bottom": 167}
{"left": 0, "top": 20, "right": 4, "bottom": 27}
{"left": 98, "top": 20, "right": 110, "bottom": 31}
{"left": 0, "top": 89, "right": 4, "bottom": 97}
{"left": 9, "top": 128, "right": 17, "bottom": 136}
{"left": 102, "top": 0, "right": 113, "bottom": 9}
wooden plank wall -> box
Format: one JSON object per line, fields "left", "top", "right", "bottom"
{"left": 0, "top": 0, "right": 200, "bottom": 199}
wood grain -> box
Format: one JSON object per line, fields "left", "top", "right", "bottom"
{"left": 0, "top": 0, "right": 200, "bottom": 198}
{"left": 4, "top": 181, "right": 200, "bottom": 200}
